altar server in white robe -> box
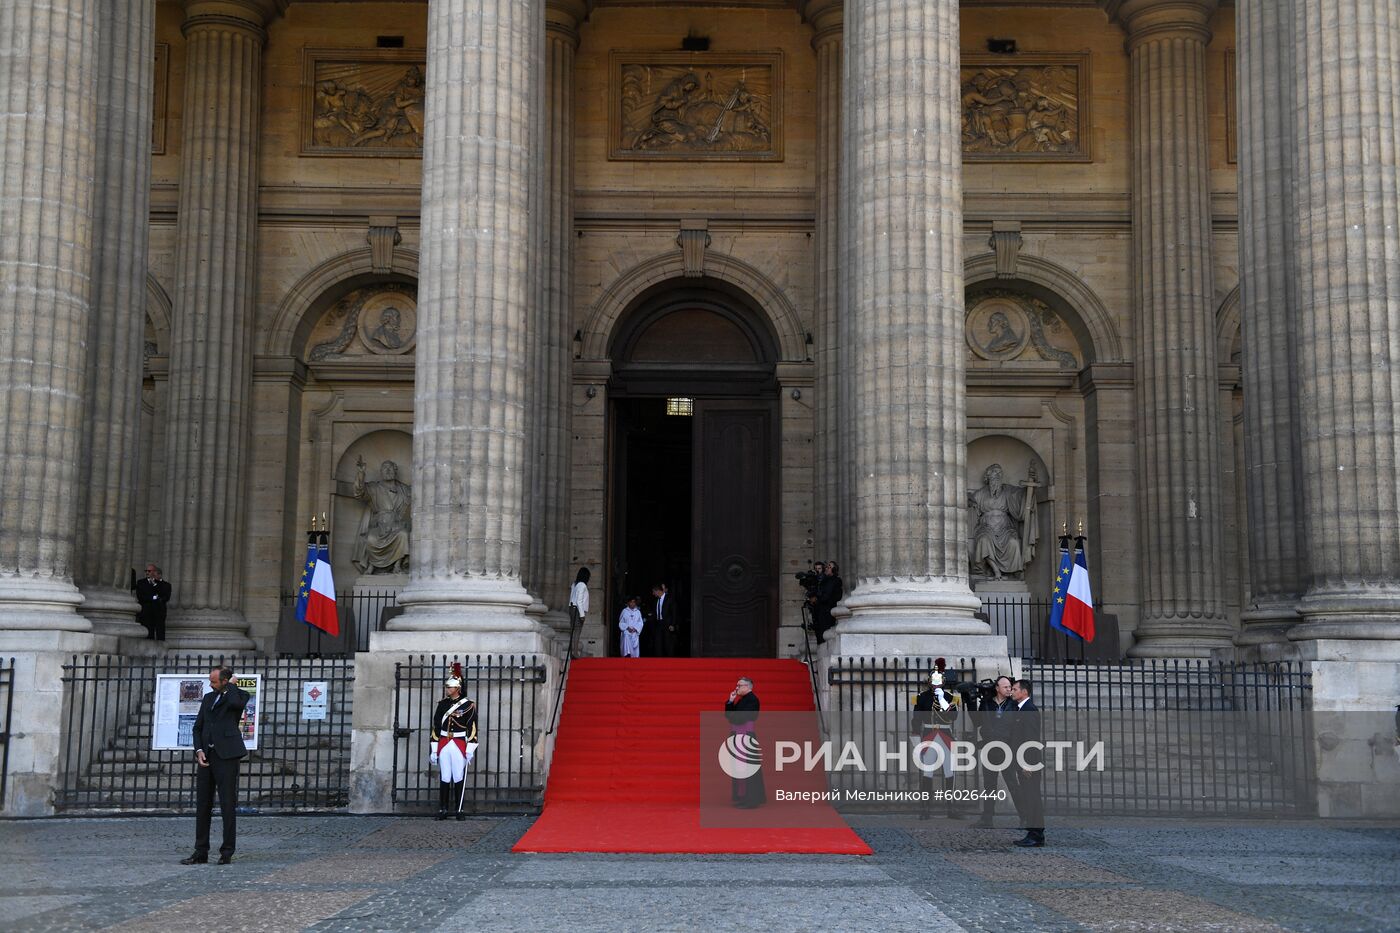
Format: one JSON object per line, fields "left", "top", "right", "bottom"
{"left": 619, "top": 596, "right": 644, "bottom": 658}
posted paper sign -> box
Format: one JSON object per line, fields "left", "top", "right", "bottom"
{"left": 152, "top": 673, "right": 261, "bottom": 751}
{"left": 302, "top": 680, "right": 329, "bottom": 721}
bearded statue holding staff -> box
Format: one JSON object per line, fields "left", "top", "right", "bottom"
{"left": 968, "top": 461, "right": 1039, "bottom": 580}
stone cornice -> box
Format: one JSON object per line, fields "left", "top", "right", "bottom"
{"left": 546, "top": 0, "right": 588, "bottom": 44}
{"left": 1103, "top": 0, "right": 1217, "bottom": 49}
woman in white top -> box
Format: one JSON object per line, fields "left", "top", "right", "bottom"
{"left": 568, "top": 566, "right": 590, "bottom": 625}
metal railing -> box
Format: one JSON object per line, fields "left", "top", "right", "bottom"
{"left": 392, "top": 654, "right": 546, "bottom": 813}
{"left": 58, "top": 654, "right": 353, "bottom": 812}
{"left": 826, "top": 656, "right": 1315, "bottom": 817}
{"left": 981, "top": 596, "right": 1121, "bottom": 661}
{"left": 0, "top": 657, "right": 13, "bottom": 810}
{"left": 547, "top": 608, "right": 583, "bottom": 738}
{"left": 278, "top": 588, "right": 400, "bottom": 655}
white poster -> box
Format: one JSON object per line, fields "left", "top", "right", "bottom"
{"left": 152, "top": 673, "right": 261, "bottom": 751}
{"left": 301, "top": 680, "right": 329, "bottom": 721}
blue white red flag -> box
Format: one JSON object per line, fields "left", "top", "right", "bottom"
{"left": 305, "top": 535, "right": 339, "bottom": 637}
{"left": 1049, "top": 539, "right": 1095, "bottom": 642}
{"left": 294, "top": 535, "right": 317, "bottom": 623}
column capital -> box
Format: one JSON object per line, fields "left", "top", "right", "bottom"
{"left": 182, "top": 0, "right": 285, "bottom": 37}
{"left": 802, "top": 0, "right": 843, "bottom": 47}
{"left": 546, "top": 0, "right": 588, "bottom": 44}
{"left": 1104, "top": 0, "right": 1217, "bottom": 48}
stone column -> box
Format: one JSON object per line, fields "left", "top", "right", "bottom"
{"left": 0, "top": 0, "right": 99, "bottom": 637}
{"left": 161, "top": 0, "right": 279, "bottom": 650}
{"left": 805, "top": 0, "right": 842, "bottom": 561}
{"left": 1236, "top": 0, "right": 1305, "bottom": 645}
{"left": 830, "top": 0, "right": 992, "bottom": 656}
{"left": 387, "top": 0, "right": 547, "bottom": 649}
{"left": 74, "top": 0, "right": 157, "bottom": 643}
{"left": 1111, "top": 0, "right": 1232, "bottom": 658}
{"left": 523, "top": 0, "right": 583, "bottom": 628}
{"left": 1288, "top": 0, "right": 1400, "bottom": 642}
{"left": 0, "top": 0, "right": 100, "bottom": 816}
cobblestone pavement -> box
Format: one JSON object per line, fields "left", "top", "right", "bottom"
{"left": 1, "top": 815, "right": 1396, "bottom": 932}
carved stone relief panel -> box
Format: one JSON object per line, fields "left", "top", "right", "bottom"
{"left": 961, "top": 53, "right": 1090, "bottom": 162}
{"left": 301, "top": 49, "right": 426, "bottom": 157}
{"left": 965, "top": 290, "right": 1081, "bottom": 370}
{"left": 306, "top": 284, "right": 417, "bottom": 363}
{"left": 152, "top": 43, "right": 168, "bottom": 155}
{"left": 609, "top": 50, "right": 783, "bottom": 161}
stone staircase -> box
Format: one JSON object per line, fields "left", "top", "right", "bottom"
{"left": 62, "top": 660, "right": 353, "bottom": 812}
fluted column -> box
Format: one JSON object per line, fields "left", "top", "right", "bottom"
{"left": 1236, "top": 0, "right": 1305, "bottom": 645}
{"left": 392, "top": 0, "right": 546, "bottom": 643}
{"left": 834, "top": 0, "right": 982, "bottom": 641}
{"left": 0, "top": 0, "right": 100, "bottom": 636}
{"left": 1288, "top": 0, "right": 1400, "bottom": 642}
{"left": 74, "top": 0, "right": 157, "bottom": 641}
{"left": 1112, "top": 0, "right": 1232, "bottom": 657}
{"left": 806, "top": 0, "right": 843, "bottom": 562}
{"left": 530, "top": 0, "right": 584, "bottom": 624}
{"left": 162, "top": 0, "right": 279, "bottom": 650}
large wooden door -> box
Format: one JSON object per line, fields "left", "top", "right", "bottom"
{"left": 691, "top": 399, "right": 777, "bottom": 657}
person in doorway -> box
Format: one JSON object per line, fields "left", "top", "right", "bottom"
{"left": 429, "top": 663, "right": 478, "bottom": 821}
{"left": 133, "top": 563, "right": 171, "bottom": 641}
{"left": 619, "top": 596, "right": 644, "bottom": 657}
{"left": 569, "top": 567, "right": 590, "bottom": 627}
{"left": 652, "top": 582, "right": 680, "bottom": 656}
{"left": 1006, "top": 678, "right": 1045, "bottom": 847}
{"left": 724, "top": 676, "right": 765, "bottom": 808}
{"left": 182, "top": 667, "right": 248, "bottom": 864}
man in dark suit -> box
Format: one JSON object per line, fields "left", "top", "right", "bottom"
{"left": 133, "top": 563, "right": 172, "bottom": 641}
{"left": 652, "top": 583, "right": 681, "bottom": 657}
{"left": 1005, "top": 678, "right": 1045, "bottom": 847}
{"left": 182, "top": 667, "right": 249, "bottom": 865}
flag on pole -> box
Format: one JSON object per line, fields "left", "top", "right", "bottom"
{"left": 305, "top": 532, "right": 340, "bottom": 637}
{"left": 1049, "top": 535, "right": 1095, "bottom": 642}
{"left": 294, "top": 533, "right": 317, "bottom": 623}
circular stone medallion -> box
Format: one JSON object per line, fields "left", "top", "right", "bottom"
{"left": 358, "top": 291, "right": 417, "bottom": 355}
{"left": 966, "top": 297, "right": 1030, "bottom": 362}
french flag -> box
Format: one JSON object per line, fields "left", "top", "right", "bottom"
{"left": 1049, "top": 541, "right": 1095, "bottom": 642}
{"left": 305, "top": 535, "right": 340, "bottom": 637}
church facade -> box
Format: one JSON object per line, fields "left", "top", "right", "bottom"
{"left": 3, "top": 0, "right": 1400, "bottom": 811}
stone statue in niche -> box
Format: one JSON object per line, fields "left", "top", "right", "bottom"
{"left": 352, "top": 456, "right": 412, "bottom": 574}
{"left": 968, "top": 461, "right": 1039, "bottom": 580}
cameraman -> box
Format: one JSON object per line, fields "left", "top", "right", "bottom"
{"left": 812, "top": 561, "right": 843, "bottom": 643}
{"left": 799, "top": 561, "right": 826, "bottom": 640}
{"left": 971, "top": 675, "right": 1014, "bottom": 827}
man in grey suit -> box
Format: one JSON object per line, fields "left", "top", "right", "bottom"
{"left": 181, "top": 666, "right": 249, "bottom": 865}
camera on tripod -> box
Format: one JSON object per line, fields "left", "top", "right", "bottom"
{"left": 794, "top": 561, "right": 823, "bottom": 596}
{"left": 951, "top": 676, "right": 998, "bottom": 707}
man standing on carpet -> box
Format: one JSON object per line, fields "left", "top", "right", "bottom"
{"left": 724, "top": 676, "right": 765, "bottom": 808}
{"left": 619, "top": 596, "right": 644, "bottom": 657}
{"left": 430, "top": 664, "right": 478, "bottom": 821}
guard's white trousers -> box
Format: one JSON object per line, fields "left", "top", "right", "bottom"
{"left": 434, "top": 738, "right": 477, "bottom": 782}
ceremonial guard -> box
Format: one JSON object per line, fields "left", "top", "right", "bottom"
{"left": 912, "top": 658, "right": 964, "bottom": 820}
{"left": 430, "top": 663, "right": 479, "bottom": 821}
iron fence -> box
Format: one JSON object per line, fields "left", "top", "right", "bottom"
{"left": 981, "top": 596, "right": 1122, "bottom": 661}
{"left": 0, "top": 657, "right": 13, "bottom": 810}
{"left": 58, "top": 654, "right": 352, "bottom": 812}
{"left": 392, "top": 654, "right": 546, "bottom": 813}
{"left": 277, "top": 588, "right": 400, "bottom": 656}
{"left": 826, "top": 657, "right": 1314, "bottom": 817}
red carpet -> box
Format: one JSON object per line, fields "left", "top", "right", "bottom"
{"left": 513, "top": 658, "right": 871, "bottom": 855}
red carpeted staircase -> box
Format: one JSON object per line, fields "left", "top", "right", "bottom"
{"left": 513, "top": 658, "right": 871, "bottom": 854}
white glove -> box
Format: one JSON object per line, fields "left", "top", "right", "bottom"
{"left": 429, "top": 751, "right": 439, "bottom": 766}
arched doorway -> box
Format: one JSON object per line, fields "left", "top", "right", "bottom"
{"left": 607, "top": 279, "right": 780, "bottom": 658}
